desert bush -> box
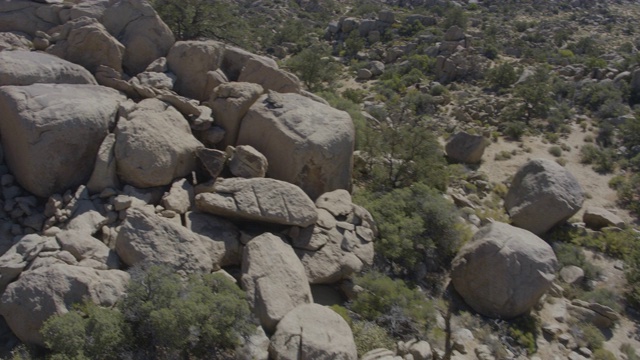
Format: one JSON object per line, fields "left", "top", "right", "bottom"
{"left": 573, "top": 322, "right": 605, "bottom": 350}
{"left": 41, "top": 266, "right": 256, "bottom": 360}
{"left": 503, "top": 121, "right": 526, "bottom": 140}
{"left": 487, "top": 62, "right": 518, "bottom": 90}
{"left": 574, "top": 81, "right": 626, "bottom": 114}
{"left": 514, "top": 66, "right": 552, "bottom": 122}
{"left": 593, "top": 349, "right": 617, "bottom": 360}
{"left": 287, "top": 45, "right": 340, "bottom": 91}
{"left": 442, "top": 6, "right": 468, "bottom": 30}
{"left": 621, "top": 343, "right": 640, "bottom": 360}
{"left": 552, "top": 242, "right": 601, "bottom": 282}
{"left": 351, "top": 272, "right": 435, "bottom": 338}
{"left": 355, "top": 183, "right": 468, "bottom": 273}
{"left": 508, "top": 315, "right": 539, "bottom": 354}
{"left": 610, "top": 173, "right": 640, "bottom": 214}
{"left": 351, "top": 321, "right": 396, "bottom": 355}
{"left": 548, "top": 146, "right": 562, "bottom": 157}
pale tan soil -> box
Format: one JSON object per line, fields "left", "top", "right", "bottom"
{"left": 478, "top": 121, "right": 636, "bottom": 225}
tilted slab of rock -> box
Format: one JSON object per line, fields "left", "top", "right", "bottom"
{"left": 0, "top": 83, "right": 124, "bottom": 197}
{"left": 583, "top": 207, "right": 625, "bottom": 230}
{"left": 56, "top": 230, "right": 119, "bottom": 270}
{"left": 451, "top": 222, "right": 558, "bottom": 319}
{"left": 238, "top": 57, "right": 302, "bottom": 94}
{"left": 87, "top": 133, "right": 119, "bottom": 194}
{"left": 185, "top": 211, "right": 242, "bottom": 267}
{"left": 269, "top": 303, "right": 357, "bottom": 360}
{"left": 114, "top": 98, "right": 203, "bottom": 188}
{"left": 195, "top": 177, "right": 318, "bottom": 227}
{"left": 505, "top": 158, "right": 584, "bottom": 235}
{"left": 237, "top": 92, "right": 355, "bottom": 200}
{"left": 115, "top": 207, "right": 214, "bottom": 273}
{"left": 47, "top": 16, "right": 125, "bottom": 74}
{"left": 0, "top": 50, "right": 97, "bottom": 86}
{"left": 241, "top": 233, "right": 312, "bottom": 332}
{"left": 0, "top": 264, "right": 129, "bottom": 346}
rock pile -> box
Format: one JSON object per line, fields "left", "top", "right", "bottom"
{"left": 0, "top": 0, "right": 362, "bottom": 356}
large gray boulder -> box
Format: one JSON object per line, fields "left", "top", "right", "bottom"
{"left": 185, "top": 211, "right": 242, "bottom": 267}
{"left": 237, "top": 58, "right": 302, "bottom": 94}
{"left": 445, "top": 132, "right": 488, "bottom": 164}
{"left": 451, "top": 222, "right": 557, "bottom": 319}
{"left": 269, "top": 303, "right": 357, "bottom": 360}
{"left": 114, "top": 98, "right": 203, "bottom": 188}
{"left": 0, "top": 50, "right": 96, "bottom": 86}
{"left": 205, "top": 82, "right": 264, "bottom": 148}
{"left": 237, "top": 92, "right": 355, "bottom": 200}
{"left": 195, "top": 177, "right": 318, "bottom": 227}
{"left": 115, "top": 208, "right": 214, "bottom": 273}
{"left": 505, "top": 159, "right": 584, "bottom": 235}
{"left": 0, "top": 264, "right": 129, "bottom": 346}
{"left": 0, "top": 84, "right": 124, "bottom": 197}
{"left": 166, "top": 40, "right": 225, "bottom": 101}
{"left": 241, "top": 233, "right": 312, "bottom": 332}
{"left": 47, "top": 17, "right": 125, "bottom": 74}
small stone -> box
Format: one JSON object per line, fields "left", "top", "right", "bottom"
{"left": 112, "top": 195, "right": 133, "bottom": 211}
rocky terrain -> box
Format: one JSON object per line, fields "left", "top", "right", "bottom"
{"left": 0, "top": 0, "right": 640, "bottom": 360}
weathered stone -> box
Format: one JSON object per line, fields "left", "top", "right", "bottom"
{"left": 0, "top": 264, "right": 129, "bottom": 346}
{"left": 87, "top": 133, "right": 119, "bottom": 194}
{"left": 196, "top": 148, "right": 227, "bottom": 179}
{"left": 0, "top": 84, "right": 124, "bottom": 197}
{"left": 56, "top": 230, "right": 119, "bottom": 269}
{"left": 269, "top": 303, "right": 357, "bottom": 360}
{"left": 237, "top": 93, "right": 354, "bottom": 199}
{"left": 445, "top": 132, "right": 488, "bottom": 164}
{"left": 559, "top": 265, "right": 585, "bottom": 285}
{"left": 505, "top": 159, "right": 584, "bottom": 235}
{"left": 185, "top": 211, "right": 241, "bottom": 267}
{"left": 114, "top": 98, "right": 203, "bottom": 188}
{"left": 195, "top": 177, "right": 317, "bottom": 227}
{"left": 0, "top": 50, "right": 96, "bottom": 86}
{"left": 166, "top": 40, "right": 225, "bottom": 101}
{"left": 229, "top": 145, "right": 268, "bottom": 178}
{"left": 241, "top": 233, "right": 312, "bottom": 332}
{"left": 583, "top": 207, "right": 625, "bottom": 230}
{"left": 161, "top": 178, "right": 193, "bottom": 214}
{"left": 115, "top": 207, "right": 214, "bottom": 273}
{"left": 451, "top": 222, "right": 557, "bottom": 318}
{"left": 238, "top": 58, "right": 301, "bottom": 94}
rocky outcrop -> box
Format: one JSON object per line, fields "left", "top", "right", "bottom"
{"left": 0, "top": 84, "right": 124, "bottom": 197}
{"left": 237, "top": 92, "right": 355, "bottom": 199}
{"left": 86, "top": 134, "right": 119, "bottom": 194}
{"left": 0, "top": 264, "right": 129, "bottom": 346}
{"left": 293, "top": 190, "right": 376, "bottom": 284}
{"left": 238, "top": 58, "right": 302, "bottom": 94}
{"left": 0, "top": 50, "right": 96, "bottom": 86}
{"left": 195, "top": 177, "right": 318, "bottom": 227}
{"left": 185, "top": 211, "right": 242, "bottom": 267}
{"left": 269, "top": 303, "right": 357, "bottom": 360}
{"left": 115, "top": 208, "right": 215, "bottom": 273}
{"left": 229, "top": 145, "right": 268, "bottom": 178}
{"left": 451, "top": 222, "right": 558, "bottom": 319}
{"left": 167, "top": 40, "right": 225, "bottom": 101}
{"left": 505, "top": 159, "right": 584, "bottom": 235}
{"left": 445, "top": 132, "right": 488, "bottom": 164}
{"left": 241, "top": 233, "right": 312, "bottom": 332}
{"left": 114, "top": 98, "right": 203, "bottom": 188}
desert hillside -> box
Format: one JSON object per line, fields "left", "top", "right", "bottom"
{"left": 0, "top": 0, "right": 639, "bottom": 360}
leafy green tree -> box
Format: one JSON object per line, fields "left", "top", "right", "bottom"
{"left": 287, "top": 45, "right": 340, "bottom": 91}
{"left": 442, "top": 6, "right": 468, "bottom": 30}
{"left": 488, "top": 62, "right": 518, "bottom": 90}
{"left": 514, "top": 66, "right": 552, "bottom": 123}
{"left": 151, "top": 0, "right": 250, "bottom": 46}
{"left": 355, "top": 183, "right": 469, "bottom": 274}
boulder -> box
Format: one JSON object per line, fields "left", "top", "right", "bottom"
{"left": 205, "top": 82, "right": 264, "bottom": 148}
{"left": 115, "top": 207, "right": 214, "bottom": 273}
{"left": 237, "top": 92, "right": 354, "bottom": 199}
{"left": 221, "top": 45, "right": 278, "bottom": 81}
{"left": 47, "top": 17, "right": 125, "bottom": 74}
{"left": 0, "top": 1, "right": 61, "bottom": 35}
{"left": 0, "top": 31, "right": 33, "bottom": 51}
{"left": 269, "top": 303, "right": 357, "bottom": 360}
{"left": 161, "top": 178, "right": 194, "bottom": 214}
{"left": 0, "top": 264, "right": 129, "bottom": 346}
{"left": 445, "top": 132, "right": 488, "bottom": 164}
{"left": 114, "top": 98, "right": 203, "bottom": 188}
{"left": 559, "top": 265, "right": 584, "bottom": 285}
{"left": 195, "top": 177, "right": 318, "bottom": 227}
{"left": 505, "top": 159, "right": 584, "bottom": 235}
{"left": 236, "top": 326, "right": 270, "bottom": 360}
{"left": 229, "top": 145, "right": 268, "bottom": 178}
{"left": 0, "top": 84, "right": 124, "bottom": 197}
{"left": 444, "top": 25, "right": 466, "bottom": 41}
{"left": 0, "top": 50, "right": 96, "bottom": 86}
{"left": 451, "top": 222, "right": 558, "bottom": 318}
{"left": 166, "top": 40, "right": 225, "bottom": 101}
{"left": 238, "top": 58, "right": 301, "bottom": 94}
{"left": 56, "top": 230, "right": 119, "bottom": 270}
{"left": 185, "top": 211, "right": 242, "bottom": 267}
{"left": 583, "top": 207, "right": 625, "bottom": 230}
{"left": 241, "top": 233, "right": 312, "bottom": 332}
{"left": 196, "top": 148, "right": 227, "bottom": 179}
{"left": 86, "top": 133, "right": 119, "bottom": 194}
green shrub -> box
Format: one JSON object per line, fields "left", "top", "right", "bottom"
{"left": 548, "top": 146, "right": 562, "bottom": 157}
{"left": 504, "top": 121, "right": 526, "bottom": 140}
{"left": 621, "top": 343, "right": 640, "bottom": 360}
{"left": 494, "top": 150, "right": 512, "bottom": 161}
{"left": 508, "top": 315, "right": 539, "bottom": 354}
{"left": 442, "top": 6, "right": 468, "bottom": 30}
{"left": 552, "top": 242, "right": 601, "bottom": 282}
{"left": 351, "top": 321, "right": 396, "bottom": 355}
{"left": 488, "top": 63, "right": 518, "bottom": 90}
{"left": 351, "top": 272, "right": 435, "bottom": 338}
{"left": 575, "top": 323, "right": 605, "bottom": 350}
{"left": 355, "top": 183, "right": 469, "bottom": 272}
{"left": 593, "top": 349, "right": 617, "bottom": 360}
{"left": 287, "top": 45, "right": 340, "bottom": 91}
{"left": 609, "top": 173, "right": 640, "bottom": 214}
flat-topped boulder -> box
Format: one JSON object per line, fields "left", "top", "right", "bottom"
{"left": 0, "top": 50, "right": 97, "bottom": 86}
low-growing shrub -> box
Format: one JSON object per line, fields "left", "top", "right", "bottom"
{"left": 548, "top": 146, "right": 562, "bottom": 157}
